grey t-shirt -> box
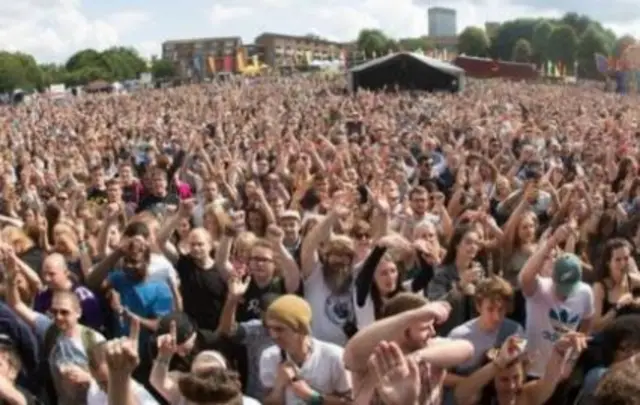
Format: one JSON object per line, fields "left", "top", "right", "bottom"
{"left": 34, "top": 315, "right": 105, "bottom": 405}
{"left": 447, "top": 317, "right": 524, "bottom": 374}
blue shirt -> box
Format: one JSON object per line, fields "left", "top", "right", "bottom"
{"left": 107, "top": 270, "right": 173, "bottom": 353}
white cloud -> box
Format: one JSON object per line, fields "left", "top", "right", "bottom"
{"left": 210, "top": 4, "right": 252, "bottom": 23}
{"left": 0, "top": 0, "right": 149, "bottom": 62}
{"left": 2, "top": 0, "right": 640, "bottom": 64}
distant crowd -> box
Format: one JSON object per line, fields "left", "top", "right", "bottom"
{"left": 0, "top": 77, "right": 637, "bottom": 405}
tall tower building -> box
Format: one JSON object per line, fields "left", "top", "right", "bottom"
{"left": 427, "top": 7, "right": 457, "bottom": 37}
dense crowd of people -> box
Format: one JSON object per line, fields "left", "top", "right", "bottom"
{"left": 0, "top": 76, "right": 639, "bottom": 405}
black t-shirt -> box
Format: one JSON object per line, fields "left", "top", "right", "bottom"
{"left": 175, "top": 255, "right": 226, "bottom": 330}
{"left": 87, "top": 187, "right": 108, "bottom": 204}
{"left": 236, "top": 277, "right": 287, "bottom": 322}
{"left": 136, "top": 193, "right": 180, "bottom": 215}
{"left": 156, "top": 328, "right": 227, "bottom": 373}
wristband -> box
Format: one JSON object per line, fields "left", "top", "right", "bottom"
{"left": 155, "top": 357, "right": 171, "bottom": 366}
{"left": 307, "top": 392, "right": 324, "bottom": 405}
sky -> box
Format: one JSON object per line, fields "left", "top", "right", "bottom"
{"left": 1, "top": 0, "right": 640, "bottom": 64}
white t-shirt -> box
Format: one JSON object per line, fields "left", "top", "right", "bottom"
{"left": 524, "top": 276, "right": 594, "bottom": 377}
{"left": 87, "top": 379, "right": 158, "bottom": 405}
{"left": 304, "top": 264, "right": 355, "bottom": 346}
{"left": 259, "top": 338, "right": 351, "bottom": 405}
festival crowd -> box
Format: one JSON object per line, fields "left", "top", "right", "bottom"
{"left": 0, "top": 77, "right": 638, "bottom": 405}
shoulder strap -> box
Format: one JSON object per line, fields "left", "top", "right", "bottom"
{"left": 43, "top": 324, "right": 61, "bottom": 358}
{"left": 80, "top": 326, "right": 98, "bottom": 352}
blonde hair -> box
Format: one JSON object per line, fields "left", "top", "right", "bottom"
{"left": 1, "top": 226, "right": 34, "bottom": 254}
{"left": 232, "top": 232, "right": 258, "bottom": 260}
{"left": 203, "top": 203, "right": 230, "bottom": 240}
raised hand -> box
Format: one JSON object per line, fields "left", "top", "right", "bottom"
{"left": 156, "top": 320, "right": 178, "bottom": 361}
{"left": 178, "top": 198, "right": 196, "bottom": 218}
{"left": 265, "top": 224, "right": 285, "bottom": 245}
{"left": 228, "top": 276, "right": 251, "bottom": 299}
{"left": 105, "top": 317, "right": 140, "bottom": 377}
{"left": 370, "top": 341, "right": 420, "bottom": 405}
{"left": 494, "top": 336, "right": 527, "bottom": 368}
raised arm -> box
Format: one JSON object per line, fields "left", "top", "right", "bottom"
{"left": 299, "top": 206, "right": 344, "bottom": 279}
{"left": 106, "top": 319, "right": 142, "bottom": 405}
{"left": 85, "top": 247, "right": 124, "bottom": 291}
{"left": 343, "top": 301, "right": 450, "bottom": 373}
{"left": 524, "top": 332, "right": 588, "bottom": 405}
{"left": 149, "top": 321, "right": 181, "bottom": 404}
{"left": 156, "top": 200, "right": 195, "bottom": 265}
{"left": 266, "top": 225, "right": 301, "bottom": 293}
{"left": 519, "top": 224, "right": 570, "bottom": 297}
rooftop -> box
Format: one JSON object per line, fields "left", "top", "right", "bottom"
{"left": 162, "top": 36, "right": 241, "bottom": 46}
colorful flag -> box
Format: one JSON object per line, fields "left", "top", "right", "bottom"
{"left": 207, "top": 56, "right": 216, "bottom": 74}
{"left": 235, "top": 48, "right": 245, "bottom": 72}
{"left": 594, "top": 53, "right": 609, "bottom": 74}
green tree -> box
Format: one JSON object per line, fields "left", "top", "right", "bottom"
{"left": 397, "top": 37, "right": 433, "bottom": 52}
{"left": 151, "top": 59, "right": 176, "bottom": 79}
{"left": 65, "top": 66, "right": 111, "bottom": 86}
{"left": 547, "top": 24, "right": 579, "bottom": 68}
{"left": 576, "top": 25, "right": 610, "bottom": 79}
{"left": 560, "top": 12, "right": 592, "bottom": 37}
{"left": 531, "top": 20, "right": 554, "bottom": 62}
{"left": 357, "top": 29, "right": 389, "bottom": 57}
{"left": 39, "top": 63, "right": 68, "bottom": 87}
{"left": 457, "top": 27, "right": 490, "bottom": 57}
{"left": 65, "top": 49, "right": 104, "bottom": 73}
{"left": 614, "top": 35, "right": 636, "bottom": 58}
{"left": 512, "top": 38, "right": 533, "bottom": 62}
{"left": 0, "top": 52, "right": 29, "bottom": 93}
{"left": 490, "top": 18, "right": 538, "bottom": 60}
{"left": 65, "top": 47, "right": 147, "bottom": 85}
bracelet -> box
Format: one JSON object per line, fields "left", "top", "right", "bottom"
{"left": 307, "top": 392, "right": 324, "bottom": 405}
{"left": 154, "top": 357, "right": 171, "bottom": 366}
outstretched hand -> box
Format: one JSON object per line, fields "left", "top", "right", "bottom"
{"left": 370, "top": 341, "right": 421, "bottom": 405}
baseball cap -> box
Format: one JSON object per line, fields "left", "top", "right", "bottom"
{"left": 156, "top": 312, "right": 196, "bottom": 345}
{"left": 552, "top": 253, "right": 582, "bottom": 297}
{"left": 279, "top": 210, "right": 301, "bottom": 222}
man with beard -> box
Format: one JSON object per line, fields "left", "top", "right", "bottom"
{"left": 299, "top": 200, "right": 357, "bottom": 346}
{"left": 343, "top": 293, "right": 474, "bottom": 405}
{"left": 86, "top": 221, "right": 174, "bottom": 385}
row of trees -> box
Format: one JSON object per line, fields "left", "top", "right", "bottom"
{"left": 355, "top": 12, "right": 636, "bottom": 79}
{"left": 0, "top": 47, "right": 176, "bottom": 93}
{"left": 0, "top": 12, "right": 635, "bottom": 92}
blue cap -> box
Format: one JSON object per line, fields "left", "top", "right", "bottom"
{"left": 552, "top": 253, "right": 582, "bottom": 297}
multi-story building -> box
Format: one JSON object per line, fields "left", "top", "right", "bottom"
{"left": 161, "top": 36, "right": 242, "bottom": 78}
{"left": 427, "top": 7, "right": 457, "bottom": 38}
{"left": 254, "top": 32, "right": 346, "bottom": 68}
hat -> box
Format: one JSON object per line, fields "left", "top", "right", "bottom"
{"left": 264, "top": 294, "right": 312, "bottom": 334}
{"left": 156, "top": 312, "right": 196, "bottom": 344}
{"left": 553, "top": 253, "right": 582, "bottom": 297}
{"left": 279, "top": 210, "right": 301, "bottom": 222}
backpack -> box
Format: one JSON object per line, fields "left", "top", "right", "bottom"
{"left": 43, "top": 324, "right": 98, "bottom": 358}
